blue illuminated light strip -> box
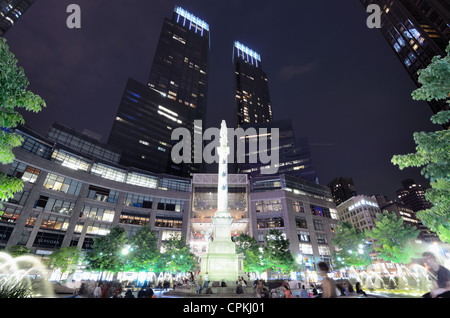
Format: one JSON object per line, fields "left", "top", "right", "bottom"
{"left": 234, "top": 41, "right": 261, "bottom": 66}
{"left": 174, "top": 6, "right": 209, "bottom": 32}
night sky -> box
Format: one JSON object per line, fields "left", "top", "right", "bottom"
{"left": 4, "top": 0, "right": 438, "bottom": 200}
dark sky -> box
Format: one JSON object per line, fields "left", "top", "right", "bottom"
{"left": 5, "top": 0, "right": 438, "bottom": 200}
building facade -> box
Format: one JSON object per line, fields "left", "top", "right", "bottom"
{"left": 381, "top": 201, "right": 438, "bottom": 242}
{"left": 249, "top": 174, "right": 339, "bottom": 271}
{"left": 328, "top": 177, "right": 357, "bottom": 206}
{"left": 237, "top": 120, "right": 317, "bottom": 182}
{"left": 336, "top": 195, "right": 381, "bottom": 232}
{"left": 2, "top": 125, "right": 339, "bottom": 275}
{"left": 1, "top": 126, "right": 192, "bottom": 256}
{"left": 108, "top": 6, "right": 210, "bottom": 177}
{"left": 233, "top": 41, "right": 273, "bottom": 127}
{"left": 360, "top": 0, "right": 450, "bottom": 116}
{"left": 396, "top": 178, "right": 433, "bottom": 212}
{"left": 0, "top": 0, "right": 34, "bottom": 35}
{"left": 188, "top": 174, "right": 250, "bottom": 257}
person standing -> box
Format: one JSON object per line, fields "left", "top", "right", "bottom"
{"left": 203, "top": 272, "right": 210, "bottom": 293}
{"left": 94, "top": 283, "right": 102, "bottom": 298}
{"left": 282, "top": 284, "right": 292, "bottom": 298}
{"left": 422, "top": 251, "right": 450, "bottom": 298}
{"left": 196, "top": 275, "right": 203, "bottom": 294}
{"left": 317, "top": 262, "right": 337, "bottom": 298}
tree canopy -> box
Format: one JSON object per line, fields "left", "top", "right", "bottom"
{"left": 392, "top": 41, "right": 450, "bottom": 243}
{"left": 0, "top": 38, "right": 46, "bottom": 212}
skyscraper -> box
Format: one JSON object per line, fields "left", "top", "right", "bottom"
{"left": 108, "top": 7, "right": 210, "bottom": 177}
{"left": 327, "top": 177, "right": 357, "bottom": 206}
{"left": 148, "top": 6, "right": 210, "bottom": 122}
{"left": 237, "top": 119, "right": 317, "bottom": 182}
{"left": 360, "top": 0, "right": 450, "bottom": 115}
{"left": 396, "top": 178, "right": 433, "bottom": 212}
{"left": 0, "top": 0, "right": 35, "bottom": 35}
{"left": 233, "top": 41, "right": 273, "bottom": 127}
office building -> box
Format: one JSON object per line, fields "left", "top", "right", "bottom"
{"left": 396, "top": 178, "right": 433, "bottom": 212}
{"left": 0, "top": 0, "right": 35, "bottom": 35}
{"left": 1, "top": 125, "right": 192, "bottom": 255}
{"left": 360, "top": 0, "right": 450, "bottom": 115}
{"left": 327, "top": 177, "right": 357, "bottom": 206}
{"left": 336, "top": 195, "right": 381, "bottom": 232}
{"left": 237, "top": 119, "right": 317, "bottom": 182}
{"left": 250, "top": 174, "right": 339, "bottom": 275}
{"left": 108, "top": 6, "right": 210, "bottom": 177}
{"left": 233, "top": 41, "right": 273, "bottom": 126}
{"left": 381, "top": 201, "right": 438, "bottom": 242}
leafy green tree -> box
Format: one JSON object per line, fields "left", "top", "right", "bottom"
{"left": 5, "top": 245, "right": 30, "bottom": 257}
{"left": 85, "top": 226, "right": 128, "bottom": 274}
{"left": 46, "top": 246, "right": 82, "bottom": 279}
{"left": 392, "top": 42, "right": 450, "bottom": 243}
{"left": 331, "top": 222, "right": 371, "bottom": 269}
{"left": 235, "top": 234, "right": 266, "bottom": 274}
{"left": 160, "top": 236, "right": 198, "bottom": 274}
{"left": 127, "top": 226, "right": 160, "bottom": 272}
{"left": 263, "top": 229, "right": 295, "bottom": 275}
{"left": 0, "top": 38, "right": 46, "bottom": 213}
{"left": 365, "top": 211, "right": 420, "bottom": 265}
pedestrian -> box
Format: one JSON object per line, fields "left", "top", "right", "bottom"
{"left": 300, "top": 285, "right": 309, "bottom": 298}
{"left": 310, "top": 283, "right": 318, "bottom": 296}
{"left": 145, "top": 287, "right": 155, "bottom": 298}
{"left": 237, "top": 277, "right": 246, "bottom": 293}
{"left": 196, "top": 275, "right": 203, "bottom": 294}
{"left": 124, "top": 289, "right": 134, "bottom": 298}
{"left": 101, "top": 283, "right": 109, "bottom": 298}
{"left": 94, "top": 283, "right": 102, "bottom": 298}
{"left": 138, "top": 286, "right": 147, "bottom": 298}
{"left": 317, "top": 261, "right": 337, "bottom": 298}
{"left": 282, "top": 284, "right": 292, "bottom": 298}
{"left": 256, "top": 280, "right": 264, "bottom": 298}
{"left": 421, "top": 251, "right": 450, "bottom": 298}
{"left": 113, "top": 283, "right": 123, "bottom": 298}
{"left": 355, "top": 282, "right": 367, "bottom": 297}
{"left": 203, "top": 272, "right": 210, "bottom": 292}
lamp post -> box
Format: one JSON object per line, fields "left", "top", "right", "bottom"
{"left": 121, "top": 245, "right": 133, "bottom": 281}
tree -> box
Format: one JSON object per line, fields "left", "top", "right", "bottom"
{"left": 5, "top": 245, "right": 30, "bottom": 257}
{"left": 331, "top": 222, "right": 371, "bottom": 269}
{"left": 46, "top": 246, "right": 82, "bottom": 278}
{"left": 392, "top": 41, "right": 450, "bottom": 243}
{"left": 0, "top": 38, "right": 46, "bottom": 213}
{"left": 365, "top": 211, "right": 420, "bottom": 265}
{"left": 235, "top": 234, "right": 266, "bottom": 274}
{"left": 263, "top": 229, "right": 295, "bottom": 275}
{"left": 85, "top": 226, "right": 127, "bottom": 274}
{"left": 127, "top": 226, "right": 160, "bottom": 272}
{"left": 160, "top": 236, "right": 198, "bottom": 274}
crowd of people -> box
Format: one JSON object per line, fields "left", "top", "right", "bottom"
{"left": 70, "top": 251, "right": 449, "bottom": 299}
{"left": 73, "top": 281, "right": 162, "bottom": 298}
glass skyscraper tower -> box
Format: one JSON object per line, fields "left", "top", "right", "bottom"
{"left": 360, "top": 0, "right": 449, "bottom": 115}
{"left": 0, "top": 0, "right": 35, "bottom": 35}
{"left": 233, "top": 41, "right": 273, "bottom": 127}
{"left": 108, "top": 7, "right": 210, "bottom": 177}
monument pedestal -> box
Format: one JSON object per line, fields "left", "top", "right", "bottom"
{"left": 201, "top": 216, "right": 244, "bottom": 283}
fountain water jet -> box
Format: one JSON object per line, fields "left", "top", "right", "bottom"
{"left": 0, "top": 252, "right": 54, "bottom": 297}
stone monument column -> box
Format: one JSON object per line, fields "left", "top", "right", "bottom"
{"left": 201, "top": 120, "right": 244, "bottom": 283}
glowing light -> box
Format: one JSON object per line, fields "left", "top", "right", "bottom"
{"left": 234, "top": 41, "right": 261, "bottom": 65}
{"left": 174, "top": 7, "right": 209, "bottom": 31}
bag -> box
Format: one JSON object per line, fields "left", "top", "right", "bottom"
{"left": 236, "top": 286, "right": 243, "bottom": 294}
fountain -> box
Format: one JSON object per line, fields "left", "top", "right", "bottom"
{"left": 0, "top": 251, "right": 54, "bottom": 298}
